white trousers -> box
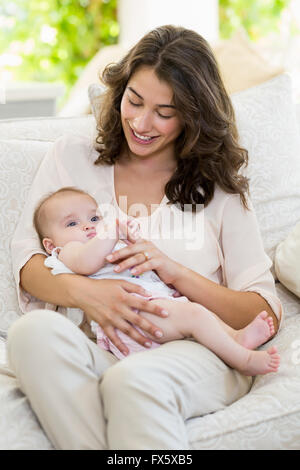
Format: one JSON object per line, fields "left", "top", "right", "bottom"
{"left": 7, "top": 310, "right": 252, "bottom": 450}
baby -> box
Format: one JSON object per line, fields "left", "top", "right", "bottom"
{"left": 33, "top": 186, "right": 280, "bottom": 376}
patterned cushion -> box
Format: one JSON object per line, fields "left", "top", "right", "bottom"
{"left": 213, "top": 29, "right": 284, "bottom": 94}
{"left": 275, "top": 221, "right": 300, "bottom": 298}
{"left": 232, "top": 75, "right": 300, "bottom": 265}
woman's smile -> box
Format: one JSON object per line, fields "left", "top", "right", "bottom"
{"left": 129, "top": 125, "right": 160, "bottom": 145}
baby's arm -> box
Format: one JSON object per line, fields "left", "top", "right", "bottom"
{"left": 58, "top": 220, "right": 118, "bottom": 275}
{"left": 58, "top": 217, "right": 139, "bottom": 275}
{"left": 58, "top": 238, "right": 115, "bottom": 275}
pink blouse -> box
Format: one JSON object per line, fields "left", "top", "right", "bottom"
{"left": 11, "top": 134, "right": 283, "bottom": 325}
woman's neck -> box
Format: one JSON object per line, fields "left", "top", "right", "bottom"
{"left": 119, "top": 146, "right": 177, "bottom": 175}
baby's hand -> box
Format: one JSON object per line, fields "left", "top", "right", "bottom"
{"left": 117, "top": 217, "right": 141, "bottom": 245}
{"left": 172, "top": 290, "right": 182, "bottom": 298}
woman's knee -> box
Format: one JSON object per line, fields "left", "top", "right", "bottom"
{"left": 8, "top": 310, "right": 66, "bottom": 345}
{"left": 100, "top": 352, "right": 170, "bottom": 400}
{"left": 7, "top": 310, "right": 74, "bottom": 370}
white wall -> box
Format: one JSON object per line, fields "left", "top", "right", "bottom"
{"left": 118, "top": 0, "right": 219, "bottom": 47}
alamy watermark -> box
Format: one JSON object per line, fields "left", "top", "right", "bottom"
{"left": 95, "top": 199, "right": 205, "bottom": 251}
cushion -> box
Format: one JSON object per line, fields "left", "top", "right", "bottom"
{"left": 88, "top": 84, "right": 105, "bottom": 122}
{"left": 58, "top": 44, "right": 128, "bottom": 117}
{"left": 275, "top": 221, "right": 300, "bottom": 298}
{"left": 212, "top": 29, "right": 284, "bottom": 94}
{"left": 231, "top": 74, "right": 300, "bottom": 268}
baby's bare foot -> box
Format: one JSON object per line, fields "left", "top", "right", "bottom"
{"left": 236, "top": 311, "right": 275, "bottom": 350}
{"left": 239, "top": 346, "right": 280, "bottom": 376}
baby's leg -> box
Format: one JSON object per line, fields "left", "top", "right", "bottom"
{"left": 142, "top": 299, "right": 275, "bottom": 350}
{"left": 189, "top": 308, "right": 276, "bottom": 350}
{"left": 139, "top": 298, "right": 188, "bottom": 343}
{"left": 140, "top": 299, "right": 280, "bottom": 376}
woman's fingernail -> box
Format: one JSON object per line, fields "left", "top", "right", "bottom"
{"left": 131, "top": 268, "right": 137, "bottom": 274}
{"left": 155, "top": 331, "right": 163, "bottom": 338}
{"left": 145, "top": 342, "right": 152, "bottom": 348}
{"left": 106, "top": 255, "right": 113, "bottom": 261}
{"left": 122, "top": 350, "right": 129, "bottom": 356}
{"left": 114, "top": 265, "right": 121, "bottom": 272}
{"left": 161, "top": 310, "right": 169, "bottom": 317}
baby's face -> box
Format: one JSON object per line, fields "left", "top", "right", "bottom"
{"left": 43, "top": 192, "right": 101, "bottom": 250}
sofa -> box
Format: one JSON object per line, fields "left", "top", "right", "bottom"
{"left": 0, "top": 73, "right": 300, "bottom": 450}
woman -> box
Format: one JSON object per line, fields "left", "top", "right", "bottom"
{"left": 7, "top": 25, "right": 282, "bottom": 450}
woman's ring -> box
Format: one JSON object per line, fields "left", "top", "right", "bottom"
{"left": 143, "top": 251, "right": 150, "bottom": 261}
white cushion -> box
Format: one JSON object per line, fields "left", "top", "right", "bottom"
{"left": 275, "top": 221, "right": 300, "bottom": 298}
{"left": 212, "top": 29, "right": 284, "bottom": 94}
{"left": 231, "top": 74, "right": 300, "bottom": 266}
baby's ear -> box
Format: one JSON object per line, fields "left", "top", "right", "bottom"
{"left": 42, "top": 238, "right": 56, "bottom": 255}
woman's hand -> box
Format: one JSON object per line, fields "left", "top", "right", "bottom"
{"left": 106, "top": 225, "right": 183, "bottom": 286}
{"left": 70, "top": 275, "right": 169, "bottom": 357}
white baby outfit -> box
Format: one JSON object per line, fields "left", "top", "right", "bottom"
{"left": 44, "top": 241, "right": 188, "bottom": 359}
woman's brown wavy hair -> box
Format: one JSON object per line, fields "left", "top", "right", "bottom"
{"left": 94, "top": 25, "right": 249, "bottom": 210}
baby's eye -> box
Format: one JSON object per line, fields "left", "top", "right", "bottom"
{"left": 91, "top": 215, "right": 100, "bottom": 222}
{"left": 67, "top": 221, "right": 77, "bottom": 227}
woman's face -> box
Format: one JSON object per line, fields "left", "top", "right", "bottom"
{"left": 120, "top": 66, "right": 183, "bottom": 163}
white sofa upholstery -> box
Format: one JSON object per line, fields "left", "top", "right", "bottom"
{"left": 0, "top": 75, "right": 300, "bottom": 450}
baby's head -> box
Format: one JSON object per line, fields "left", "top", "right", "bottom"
{"left": 34, "top": 187, "right": 101, "bottom": 255}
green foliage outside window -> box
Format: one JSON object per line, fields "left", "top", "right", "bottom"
{"left": 0, "top": 0, "right": 297, "bottom": 106}
{"left": 219, "top": 0, "right": 293, "bottom": 40}
{"left": 0, "top": 0, "right": 118, "bottom": 102}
